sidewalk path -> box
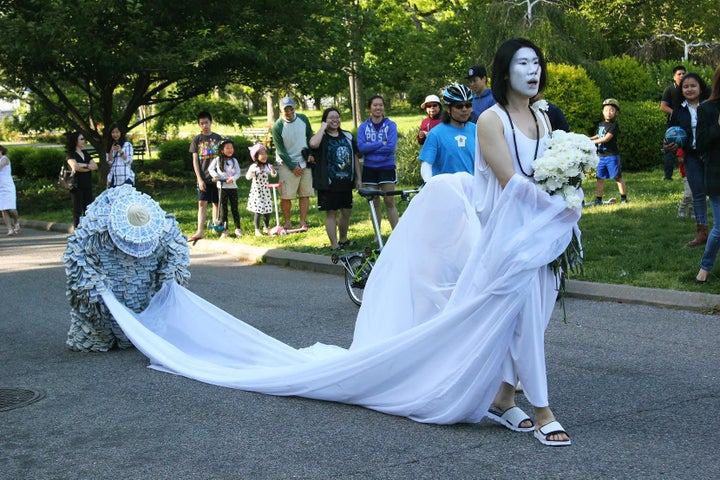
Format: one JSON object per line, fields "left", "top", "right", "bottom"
{"left": 15, "top": 219, "right": 720, "bottom": 312}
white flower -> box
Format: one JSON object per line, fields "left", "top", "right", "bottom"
{"left": 531, "top": 99, "right": 549, "bottom": 113}
{"left": 532, "top": 131, "right": 598, "bottom": 209}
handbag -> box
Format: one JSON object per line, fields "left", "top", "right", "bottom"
{"left": 58, "top": 165, "right": 77, "bottom": 191}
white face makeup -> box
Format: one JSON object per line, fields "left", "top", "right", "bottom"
{"left": 509, "top": 47, "right": 541, "bottom": 98}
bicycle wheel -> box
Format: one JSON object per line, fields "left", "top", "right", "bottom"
{"left": 344, "top": 254, "right": 373, "bottom": 306}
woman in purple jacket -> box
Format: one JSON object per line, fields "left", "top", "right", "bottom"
{"left": 357, "top": 95, "right": 399, "bottom": 231}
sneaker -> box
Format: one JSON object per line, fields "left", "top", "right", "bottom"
{"left": 13, "top": 222, "right": 20, "bottom": 234}
{"left": 235, "top": 228, "right": 243, "bottom": 237}
{"left": 620, "top": 198, "right": 629, "bottom": 204}
{"left": 255, "top": 229, "right": 263, "bottom": 237}
{"left": 593, "top": 198, "right": 603, "bottom": 206}
{"left": 262, "top": 226, "right": 269, "bottom": 234}
{"left": 221, "top": 230, "right": 229, "bottom": 238}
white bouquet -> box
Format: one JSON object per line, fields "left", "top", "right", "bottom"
{"left": 532, "top": 130, "right": 598, "bottom": 209}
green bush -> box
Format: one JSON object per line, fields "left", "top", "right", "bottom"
{"left": 614, "top": 100, "right": 666, "bottom": 171}
{"left": 23, "top": 147, "right": 66, "bottom": 180}
{"left": 595, "top": 56, "right": 655, "bottom": 101}
{"left": 158, "top": 139, "right": 191, "bottom": 167}
{"left": 395, "top": 131, "right": 422, "bottom": 186}
{"left": 545, "top": 63, "right": 602, "bottom": 134}
{"left": 5, "top": 146, "right": 33, "bottom": 176}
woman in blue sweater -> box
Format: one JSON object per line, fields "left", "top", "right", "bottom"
{"left": 357, "top": 95, "right": 399, "bottom": 231}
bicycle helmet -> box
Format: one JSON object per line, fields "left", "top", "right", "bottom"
{"left": 442, "top": 84, "right": 473, "bottom": 105}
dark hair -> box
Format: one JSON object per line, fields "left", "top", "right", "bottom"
{"left": 490, "top": 38, "right": 547, "bottom": 106}
{"left": 707, "top": 66, "right": 720, "bottom": 103}
{"left": 65, "top": 131, "right": 84, "bottom": 155}
{"left": 673, "top": 65, "right": 686, "bottom": 74}
{"left": 0, "top": 145, "right": 6, "bottom": 156}
{"left": 105, "top": 123, "right": 126, "bottom": 153}
{"left": 367, "top": 95, "right": 385, "bottom": 109}
{"left": 197, "top": 111, "right": 212, "bottom": 123}
{"left": 680, "top": 72, "right": 710, "bottom": 102}
{"left": 321, "top": 107, "right": 341, "bottom": 123}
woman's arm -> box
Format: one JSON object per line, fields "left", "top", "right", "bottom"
{"left": 309, "top": 122, "right": 326, "bottom": 149}
{"left": 121, "top": 141, "right": 133, "bottom": 164}
{"left": 476, "top": 111, "right": 515, "bottom": 188}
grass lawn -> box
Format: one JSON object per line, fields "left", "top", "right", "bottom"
{"left": 21, "top": 165, "right": 718, "bottom": 294}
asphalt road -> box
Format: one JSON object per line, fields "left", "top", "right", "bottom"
{"left": 1, "top": 228, "right": 718, "bottom": 479}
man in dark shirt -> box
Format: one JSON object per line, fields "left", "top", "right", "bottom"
{"left": 660, "top": 66, "right": 686, "bottom": 180}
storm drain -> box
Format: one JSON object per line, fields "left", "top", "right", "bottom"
{"left": 0, "top": 388, "right": 46, "bottom": 412}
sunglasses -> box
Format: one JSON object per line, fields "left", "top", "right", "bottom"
{"left": 453, "top": 103, "right": 473, "bottom": 109}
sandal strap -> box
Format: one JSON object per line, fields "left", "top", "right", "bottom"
{"left": 538, "top": 420, "right": 566, "bottom": 437}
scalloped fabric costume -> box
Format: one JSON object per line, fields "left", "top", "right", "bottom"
{"left": 63, "top": 185, "right": 190, "bottom": 352}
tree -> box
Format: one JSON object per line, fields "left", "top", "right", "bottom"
{"left": 0, "top": 0, "right": 319, "bottom": 164}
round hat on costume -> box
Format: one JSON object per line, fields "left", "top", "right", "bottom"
{"left": 249, "top": 143, "right": 267, "bottom": 160}
{"left": 108, "top": 186, "right": 168, "bottom": 258}
{"left": 421, "top": 95, "right": 442, "bottom": 109}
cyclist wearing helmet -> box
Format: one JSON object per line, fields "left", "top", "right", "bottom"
{"left": 418, "top": 84, "right": 476, "bottom": 182}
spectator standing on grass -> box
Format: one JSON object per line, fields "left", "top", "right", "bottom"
{"left": 660, "top": 66, "right": 687, "bottom": 180}
{"left": 188, "top": 111, "right": 222, "bottom": 243}
{"left": 66, "top": 131, "right": 98, "bottom": 228}
{"left": 105, "top": 123, "right": 134, "bottom": 188}
{"left": 418, "top": 84, "right": 476, "bottom": 182}
{"left": 417, "top": 94, "right": 443, "bottom": 145}
{"left": 245, "top": 143, "right": 277, "bottom": 236}
{"left": 0, "top": 145, "right": 20, "bottom": 236}
{"left": 694, "top": 66, "right": 720, "bottom": 283}
{"left": 589, "top": 98, "right": 629, "bottom": 205}
{"left": 271, "top": 96, "right": 314, "bottom": 230}
{"left": 208, "top": 138, "right": 243, "bottom": 239}
{"left": 309, "top": 107, "right": 362, "bottom": 250}
{"left": 466, "top": 65, "right": 495, "bottom": 123}
{"left": 357, "top": 95, "right": 399, "bottom": 231}
{"left": 664, "top": 72, "right": 710, "bottom": 247}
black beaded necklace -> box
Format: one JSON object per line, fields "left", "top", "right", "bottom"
{"left": 502, "top": 105, "right": 540, "bottom": 178}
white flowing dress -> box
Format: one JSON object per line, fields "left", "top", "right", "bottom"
{"left": 0, "top": 155, "right": 17, "bottom": 210}
{"left": 102, "top": 106, "right": 580, "bottom": 424}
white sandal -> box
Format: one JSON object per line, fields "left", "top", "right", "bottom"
{"left": 487, "top": 405, "right": 534, "bottom": 432}
{"left": 534, "top": 420, "right": 572, "bottom": 446}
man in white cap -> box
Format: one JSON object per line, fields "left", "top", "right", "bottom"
{"left": 416, "top": 94, "right": 442, "bottom": 145}
{"left": 271, "top": 96, "right": 314, "bottom": 230}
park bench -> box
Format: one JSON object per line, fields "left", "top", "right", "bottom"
{"left": 241, "top": 127, "right": 270, "bottom": 140}
{"left": 133, "top": 144, "right": 146, "bottom": 160}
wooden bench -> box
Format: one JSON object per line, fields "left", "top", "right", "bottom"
{"left": 241, "top": 127, "right": 270, "bottom": 140}
{"left": 133, "top": 144, "right": 146, "bottom": 160}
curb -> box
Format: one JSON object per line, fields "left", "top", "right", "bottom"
{"left": 17, "top": 220, "right": 720, "bottom": 314}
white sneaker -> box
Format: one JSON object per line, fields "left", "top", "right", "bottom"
{"left": 221, "top": 230, "right": 229, "bottom": 238}
{"left": 235, "top": 228, "right": 243, "bottom": 237}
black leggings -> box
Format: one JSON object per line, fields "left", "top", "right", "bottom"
{"left": 218, "top": 189, "right": 240, "bottom": 228}
{"left": 253, "top": 213, "right": 270, "bottom": 229}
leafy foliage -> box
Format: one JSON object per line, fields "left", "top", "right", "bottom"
{"left": 613, "top": 100, "right": 666, "bottom": 171}
{"left": 544, "top": 63, "right": 601, "bottom": 134}
{"left": 595, "top": 56, "right": 655, "bottom": 101}
{"left": 395, "top": 132, "right": 423, "bottom": 187}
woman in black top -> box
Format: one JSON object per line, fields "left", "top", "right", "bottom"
{"left": 66, "top": 131, "right": 98, "bottom": 227}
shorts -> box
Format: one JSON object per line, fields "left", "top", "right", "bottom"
{"left": 278, "top": 164, "right": 314, "bottom": 200}
{"left": 362, "top": 167, "right": 397, "bottom": 185}
{"left": 197, "top": 181, "right": 219, "bottom": 203}
{"left": 596, "top": 155, "right": 622, "bottom": 179}
{"left": 317, "top": 190, "right": 353, "bottom": 211}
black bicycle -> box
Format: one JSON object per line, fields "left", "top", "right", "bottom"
{"left": 331, "top": 187, "right": 419, "bottom": 306}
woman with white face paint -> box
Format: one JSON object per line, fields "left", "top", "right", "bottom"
{"left": 98, "top": 37, "right": 579, "bottom": 450}
{"left": 473, "top": 38, "right": 573, "bottom": 446}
